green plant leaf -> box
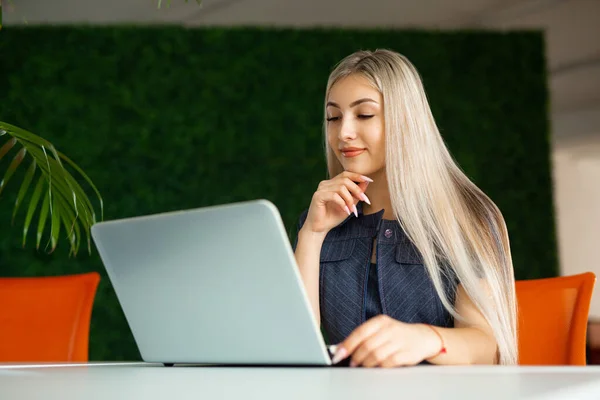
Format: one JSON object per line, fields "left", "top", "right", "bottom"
{"left": 0, "top": 137, "right": 16, "bottom": 161}
{"left": 12, "top": 160, "right": 36, "bottom": 224}
{"left": 0, "top": 122, "right": 54, "bottom": 148}
{"left": 49, "top": 161, "right": 95, "bottom": 252}
{"left": 0, "top": 121, "right": 103, "bottom": 255}
{"left": 36, "top": 189, "right": 50, "bottom": 250}
{"left": 23, "top": 175, "right": 45, "bottom": 247}
{"left": 27, "top": 146, "right": 86, "bottom": 212}
{"left": 42, "top": 181, "right": 81, "bottom": 256}
{"left": 61, "top": 168, "right": 94, "bottom": 253}
{"left": 49, "top": 143, "right": 99, "bottom": 221}
{"left": 18, "top": 143, "right": 85, "bottom": 255}
{"left": 57, "top": 150, "right": 104, "bottom": 221}
{"left": 39, "top": 144, "right": 57, "bottom": 231}
{"left": 55, "top": 196, "right": 81, "bottom": 256}
{"left": 0, "top": 147, "right": 26, "bottom": 197}
{"left": 39, "top": 151, "right": 95, "bottom": 251}
{"left": 30, "top": 147, "right": 95, "bottom": 225}
{"left": 46, "top": 191, "right": 61, "bottom": 252}
{"left": 5, "top": 123, "right": 99, "bottom": 224}
{"left": 24, "top": 145, "right": 95, "bottom": 250}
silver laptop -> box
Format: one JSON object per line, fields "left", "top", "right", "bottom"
{"left": 91, "top": 199, "right": 333, "bottom": 366}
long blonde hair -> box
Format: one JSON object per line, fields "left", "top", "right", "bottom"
{"left": 323, "top": 49, "right": 518, "bottom": 365}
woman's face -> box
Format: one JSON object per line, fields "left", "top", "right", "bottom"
{"left": 326, "top": 74, "right": 386, "bottom": 177}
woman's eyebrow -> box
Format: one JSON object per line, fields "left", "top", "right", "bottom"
{"left": 326, "top": 98, "right": 379, "bottom": 108}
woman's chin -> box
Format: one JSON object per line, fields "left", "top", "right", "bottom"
{"left": 343, "top": 167, "right": 366, "bottom": 175}
{"left": 342, "top": 165, "right": 382, "bottom": 177}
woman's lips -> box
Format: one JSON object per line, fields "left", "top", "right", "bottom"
{"left": 341, "top": 149, "right": 365, "bottom": 158}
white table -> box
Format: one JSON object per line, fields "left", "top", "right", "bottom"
{"left": 2, "top": 362, "right": 600, "bottom": 399}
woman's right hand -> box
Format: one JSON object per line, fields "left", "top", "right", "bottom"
{"left": 301, "top": 171, "right": 373, "bottom": 235}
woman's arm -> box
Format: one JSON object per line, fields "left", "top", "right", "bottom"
{"left": 292, "top": 171, "right": 372, "bottom": 325}
{"left": 294, "top": 227, "right": 326, "bottom": 324}
{"left": 333, "top": 283, "right": 498, "bottom": 367}
{"left": 425, "top": 283, "right": 498, "bottom": 365}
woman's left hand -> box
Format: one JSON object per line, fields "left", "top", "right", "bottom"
{"left": 333, "top": 315, "right": 442, "bottom": 368}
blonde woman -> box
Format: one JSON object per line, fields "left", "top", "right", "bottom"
{"left": 293, "top": 49, "right": 517, "bottom": 368}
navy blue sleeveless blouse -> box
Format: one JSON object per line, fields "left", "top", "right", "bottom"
{"left": 294, "top": 202, "right": 458, "bottom": 345}
{"left": 365, "top": 262, "right": 382, "bottom": 320}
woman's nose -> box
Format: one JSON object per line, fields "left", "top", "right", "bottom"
{"left": 339, "top": 117, "right": 357, "bottom": 141}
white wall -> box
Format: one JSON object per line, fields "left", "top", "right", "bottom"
{"left": 552, "top": 134, "right": 600, "bottom": 319}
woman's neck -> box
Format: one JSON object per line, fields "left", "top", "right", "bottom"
{"left": 361, "top": 169, "right": 395, "bottom": 220}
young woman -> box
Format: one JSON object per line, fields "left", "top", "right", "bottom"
{"left": 293, "top": 49, "right": 517, "bottom": 368}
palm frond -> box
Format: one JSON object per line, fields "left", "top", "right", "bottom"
{"left": 0, "top": 121, "right": 103, "bottom": 256}
{"left": 12, "top": 160, "right": 36, "bottom": 224}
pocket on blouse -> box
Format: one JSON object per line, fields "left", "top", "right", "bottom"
{"left": 394, "top": 238, "right": 424, "bottom": 265}
{"left": 320, "top": 238, "right": 356, "bottom": 262}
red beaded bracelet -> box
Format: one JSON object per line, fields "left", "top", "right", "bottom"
{"left": 425, "top": 324, "right": 447, "bottom": 355}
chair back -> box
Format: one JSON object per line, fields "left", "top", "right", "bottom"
{"left": 516, "top": 272, "right": 595, "bottom": 365}
{"left": 0, "top": 272, "right": 101, "bottom": 362}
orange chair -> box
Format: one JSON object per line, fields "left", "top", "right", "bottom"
{"left": 0, "top": 272, "right": 100, "bottom": 362}
{"left": 516, "top": 272, "right": 596, "bottom": 365}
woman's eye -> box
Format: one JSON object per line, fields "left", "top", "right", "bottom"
{"left": 326, "top": 116, "right": 340, "bottom": 122}
{"left": 358, "top": 115, "right": 374, "bottom": 119}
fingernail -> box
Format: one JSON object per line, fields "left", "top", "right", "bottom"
{"left": 361, "top": 175, "right": 374, "bottom": 183}
{"left": 352, "top": 205, "right": 358, "bottom": 218}
{"left": 332, "top": 347, "right": 348, "bottom": 364}
{"left": 360, "top": 193, "right": 371, "bottom": 205}
{"left": 343, "top": 205, "right": 351, "bottom": 215}
{"left": 349, "top": 360, "right": 357, "bottom": 368}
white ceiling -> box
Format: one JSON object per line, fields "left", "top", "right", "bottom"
{"left": 4, "top": 0, "right": 600, "bottom": 141}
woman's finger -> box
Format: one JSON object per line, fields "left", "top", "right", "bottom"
{"left": 335, "top": 316, "right": 389, "bottom": 363}
{"left": 338, "top": 185, "right": 358, "bottom": 217}
{"left": 360, "top": 340, "right": 398, "bottom": 368}
{"left": 341, "top": 177, "right": 371, "bottom": 205}
{"left": 317, "top": 190, "right": 351, "bottom": 216}
{"left": 321, "top": 176, "right": 370, "bottom": 206}
{"left": 340, "top": 171, "right": 374, "bottom": 184}
{"left": 379, "top": 350, "right": 419, "bottom": 368}
{"left": 351, "top": 332, "right": 393, "bottom": 367}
